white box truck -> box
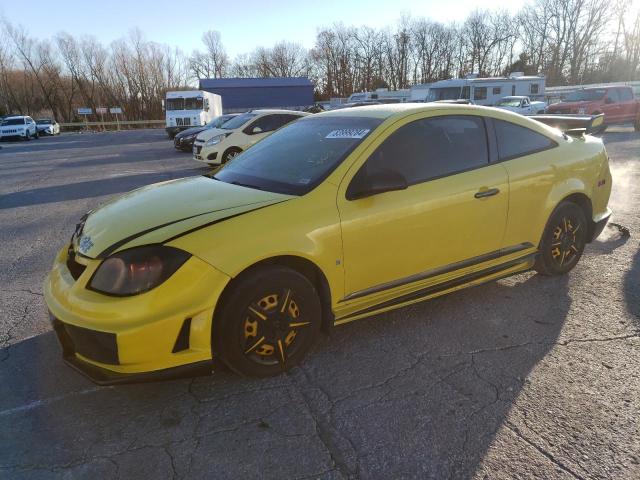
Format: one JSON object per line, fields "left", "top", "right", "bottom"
{"left": 165, "top": 90, "right": 222, "bottom": 138}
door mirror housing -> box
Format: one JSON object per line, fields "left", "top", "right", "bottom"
{"left": 604, "top": 97, "right": 615, "bottom": 104}
{"left": 346, "top": 169, "right": 408, "bottom": 200}
{"left": 251, "top": 126, "right": 263, "bottom": 134}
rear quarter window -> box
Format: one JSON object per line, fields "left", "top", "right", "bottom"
{"left": 618, "top": 88, "right": 634, "bottom": 102}
{"left": 493, "top": 119, "right": 557, "bottom": 161}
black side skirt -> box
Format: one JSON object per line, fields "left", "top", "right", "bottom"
{"left": 337, "top": 252, "right": 536, "bottom": 323}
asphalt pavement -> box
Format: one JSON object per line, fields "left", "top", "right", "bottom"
{"left": 0, "top": 128, "right": 638, "bottom": 479}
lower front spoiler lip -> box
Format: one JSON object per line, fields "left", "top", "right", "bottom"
{"left": 63, "top": 355, "right": 214, "bottom": 386}
{"left": 50, "top": 313, "right": 216, "bottom": 386}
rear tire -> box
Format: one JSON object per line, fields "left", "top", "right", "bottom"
{"left": 215, "top": 265, "right": 322, "bottom": 377}
{"left": 534, "top": 202, "right": 587, "bottom": 276}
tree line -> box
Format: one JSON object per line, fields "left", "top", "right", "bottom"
{"left": 1, "top": 0, "right": 639, "bottom": 122}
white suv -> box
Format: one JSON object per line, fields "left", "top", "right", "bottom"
{"left": 193, "top": 109, "right": 309, "bottom": 165}
{"left": 0, "top": 115, "right": 39, "bottom": 140}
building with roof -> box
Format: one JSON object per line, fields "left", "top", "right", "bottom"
{"left": 198, "top": 77, "right": 315, "bottom": 113}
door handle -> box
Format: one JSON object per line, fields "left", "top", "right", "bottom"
{"left": 474, "top": 188, "right": 500, "bottom": 199}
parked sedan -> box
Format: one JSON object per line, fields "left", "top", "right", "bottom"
{"left": 45, "top": 104, "right": 611, "bottom": 384}
{"left": 173, "top": 114, "right": 238, "bottom": 152}
{"left": 36, "top": 118, "right": 60, "bottom": 136}
{"left": 193, "top": 109, "right": 309, "bottom": 165}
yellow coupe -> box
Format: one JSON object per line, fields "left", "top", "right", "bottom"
{"left": 44, "top": 104, "right": 612, "bottom": 384}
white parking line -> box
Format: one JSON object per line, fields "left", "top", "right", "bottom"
{"left": 0, "top": 386, "right": 113, "bottom": 417}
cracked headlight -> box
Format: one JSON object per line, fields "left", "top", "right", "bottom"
{"left": 89, "top": 246, "right": 191, "bottom": 296}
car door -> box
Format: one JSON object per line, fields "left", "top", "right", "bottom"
{"left": 602, "top": 89, "right": 621, "bottom": 123}
{"left": 337, "top": 114, "right": 509, "bottom": 300}
{"left": 617, "top": 88, "right": 636, "bottom": 123}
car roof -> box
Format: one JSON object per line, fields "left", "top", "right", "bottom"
{"left": 4, "top": 115, "right": 27, "bottom": 120}
{"left": 248, "top": 109, "right": 310, "bottom": 116}
{"left": 316, "top": 102, "right": 510, "bottom": 119}
{"left": 312, "top": 103, "right": 565, "bottom": 140}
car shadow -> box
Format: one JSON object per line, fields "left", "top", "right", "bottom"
{"left": 0, "top": 272, "right": 572, "bottom": 478}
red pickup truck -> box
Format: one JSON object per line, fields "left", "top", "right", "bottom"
{"left": 547, "top": 85, "right": 640, "bottom": 131}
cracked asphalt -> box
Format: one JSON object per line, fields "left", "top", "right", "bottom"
{"left": 0, "top": 128, "right": 638, "bottom": 479}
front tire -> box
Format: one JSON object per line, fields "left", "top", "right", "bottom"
{"left": 534, "top": 202, "right": 587, "bottom": 276}
{"left": 215, "top": 266, "right": 322, "bottom": 377}
{"left": 222, "top": 147, "right": 242, "bottom": 163}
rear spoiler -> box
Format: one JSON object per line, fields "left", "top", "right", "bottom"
{"left": 528, "top": 114, "right": 605, "bottom": 137}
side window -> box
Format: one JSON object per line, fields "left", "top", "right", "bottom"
{"left": 246, "top": 115, "right": 281, "bottom": 134}
{"left": 605, "top": 89, "right": 620, "bottom": 104}
{"left": 493, "top": 87, "right": 501, "bottom": 95}
{"left": 278, "top": 114, "right": 302, "bottom": 128}
{"left": 530, "top": 83, "right": 539, "bottom": 94}
{"left": 494, "top": 119, "right": 557, "bottom": 161}
{"left": 361, "top": 115, "right": 488, "bottom": 186}
{"left": 474, "top": 87, "right": 487, "bottom": 100}
{"left": 618, "top": 88, "right": 633, "bottom": 102}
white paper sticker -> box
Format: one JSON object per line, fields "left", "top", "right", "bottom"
{"left": 325, "top": 128, "right": 370, "bottom": 139}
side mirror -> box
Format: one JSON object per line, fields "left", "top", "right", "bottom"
{"left": 251, "top": 126, "right": 263, "bottom": 134}
{"left": 346, "top": 168, "right": 408, "bottom": 200}
{"left": 605, "top": 97, "right": 614, "bottom": 104}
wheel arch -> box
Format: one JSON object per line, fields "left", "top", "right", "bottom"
{"left": 213, "top": 255, "right": 335, "bottom": 342}
{"left": 543, "top": 191, "right": 595, "bottom": 245}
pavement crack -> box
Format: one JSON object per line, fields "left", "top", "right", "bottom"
{"left": 505, "top": 421, "right": 586, "bottom": 480}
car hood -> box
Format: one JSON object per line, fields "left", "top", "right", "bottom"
{"left": 548, "top": 101, "right": 594, "bottom": 110}
{"left": 75, "top": 176, "right": 292, "bottom": 259}
{"left": 176, "top": 126, "right": 207, "bottom": 138}
{"left": 495, "top": 105, "right": 521, "bottom": 112}
{"left": 196, "top": 127, "right": 228, "bottom": 142}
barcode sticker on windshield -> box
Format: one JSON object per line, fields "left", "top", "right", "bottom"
{"left": 326, "top": 129, "right": 370, "bottom": 139}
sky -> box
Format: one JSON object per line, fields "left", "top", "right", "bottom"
{"left": 0, "top": 0, "right": 528, "bottom": 57}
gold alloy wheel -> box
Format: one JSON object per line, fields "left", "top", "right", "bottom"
{"left": 550, "top": 216, "right": 582, "bottom": 267}
{"left": 242, "top": 290, "right": 311, "bottom": 367}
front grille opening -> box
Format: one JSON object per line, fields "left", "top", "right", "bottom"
{"left": 61, "top": 321, "right": 119, "bottom": 365}
{"left": 66, "top": 249, "right": 87, "bottom": 281}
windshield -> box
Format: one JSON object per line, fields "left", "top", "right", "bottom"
{"left": 184, "top": 97, "right": 203, "bottom": 110}
{"left": 220, "top": 112, "right": 257, "bottom": 130}
{"left": 166, "top": 97, "right": 204, "bottom": 111}
{"left": 36, "top": 119, "right": 52, "bottom": 124}
{"left": 165, "top": 98, "right": 183, "bottom": 111}
{"left": 496, "top": 98, "right": 522, "bottom": 107}
{"left": 213, "top": 116, "right": 383, "bottom": 195}
{"left": 565, "top": 89, "right": 606, "bottom": 102}
{"left": 2, "top": 118, "right": 25, "bottom": 125}
{"left": 207, "top": 115, "right": 236, "bottom": 129}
